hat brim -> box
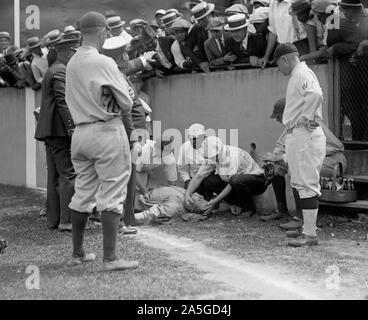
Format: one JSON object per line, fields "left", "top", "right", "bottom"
{"left": 109, "top": 21, "right": 126, "bottom": 29}
{"left": 45, "top": 36, "right": 62, "bottom": 46}
{"left": 224, "top": 21, "right": 249, "bottom": 31}
{"left": 162, "top": 16, "right": 181, "bottom": 27}
{"left": 28, "top": 42, "right": 42, "bottom": 49}
{"left": 192, "top": 3, "right": 215, "bottom": 21}
{"left": 340, "top": 2, "right": 363, "bottom": 6}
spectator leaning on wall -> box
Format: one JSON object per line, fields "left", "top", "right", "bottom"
{"left": 27, "top": 36, "right": 49, "bottom": 91}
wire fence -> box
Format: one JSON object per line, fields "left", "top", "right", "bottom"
{"left": 339, "top": 55, "right": 368, "bottom": 144}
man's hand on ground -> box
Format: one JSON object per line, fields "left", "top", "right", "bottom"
{"left": 203, "top": 199, "right": 216, "bottom": 216}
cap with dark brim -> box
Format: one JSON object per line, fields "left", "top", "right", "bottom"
{"left": 270, "top": 98, "right": 286, "bottom": 118}
{"left": 271, "top": 43, "right": 299, "bottom": 64}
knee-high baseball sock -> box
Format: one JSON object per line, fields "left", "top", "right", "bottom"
{"left": 71, "top": 210, "right": 88, "bottom": 258}
{"left": 300, "top": 197, "right": 319, "bottom": 237}
{"left": 272, "top": 176, "right": 288, "bottom": 213}
{"left": 102, "top": 211, "right": 120, "bottom": 262}
{"left": 292, "top": 188, "right": 303, "bottom": 219}
{"left": 302, "top": 209, "right": 318, "bottom": 237}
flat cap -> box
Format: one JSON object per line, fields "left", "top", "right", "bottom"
{"left": 80, "top": 12, "right": 108, "bottom": 30}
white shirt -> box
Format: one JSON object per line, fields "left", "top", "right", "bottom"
{"left": 197, "top": 145, "right": 264, "bottom": 183}
{"left": 283, "top": 62, "right": 323, "bottom": 130}
{"left": 31, "top": 47, "right": 49, "bottom": 83}
{"left": 171, "top": 40, "right": 186, "bottom": 69}
{"left": 268, "top": 0, "right": 307, "bottom": 44}
{"left": 177, "top": 141, "right": 207, "bottom": 182}
{"left": 136, "top": 140, "right": 177, "bottom": 190}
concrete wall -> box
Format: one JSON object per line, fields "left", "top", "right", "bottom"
{"left": 0, "top": 88, "right": 27, "bottom": 186}
{"left": 145, "top": 64, "right": 329, "bottom": 212}
{"left": 0, "top": 64, "right": 329, "bottom": 212}
{"left": 146, "top": 64, "right": 329, "bottom": 154}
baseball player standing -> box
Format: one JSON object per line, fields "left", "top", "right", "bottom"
{"left": 66, "top": 12, "right": 140, "bottom": 271}
{"left": 273, "top": 43, "right": 326, "bottom": 247}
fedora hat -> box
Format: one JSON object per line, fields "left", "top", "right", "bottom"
{"left": 63, "top": 25, "right": 81, "bottom": 39}
{"left": 53, "top": 38, "right": 80, "bottom": 52}
{"left": 106, "top": 16, "right": 126, "bottom": 30}
{"left": 224, "top": 14, "right": 250, "bottom": 31}
{"left": 171, "top": 18, "right": 192, "bottom": 30}
{"left": 45, "top": 29, "right": 62, "bottom": 46}
{"left": 191, "top": 2, "right": 215, "bottom": 21}
{"left": 206, "top": 17, "right": 224, "bottom": 31}
{"left": 0, "top": 31, "right": 10, "bottom": 40}
{"left": 27, "top": 36, "right": 42, "bottom": 49}
{"left": 161, "top": 12, "right": 181, "bottom": 27}
{"left": 225, "top": 4, "right": 249, "bottom": 15}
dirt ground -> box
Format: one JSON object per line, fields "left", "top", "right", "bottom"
{"left": 0, "top": 184, "right": 367, "bottom": 300}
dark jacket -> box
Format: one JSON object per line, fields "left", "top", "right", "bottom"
{"left": 224, "top": 33, "right": 266, "bottom": 64}
{"left": 204, "top": 37, "right": 228, "bottom": 66}
{"left": 327, "top": 15, "right": 368, "bottom": 57}
{"left": 34, "top": 62, "right": 74, "bottom": 141}
{"left": 151, "top": 37, "right": 178, "bottom": 74}
{"left": 182, "top": 23, "right": 209, "bottom": 66}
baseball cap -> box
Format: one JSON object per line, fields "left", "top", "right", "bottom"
{"left": 272, "top": 43, "right": 299, "bottom": 64}
{"left": 199, "top": 136, "right": 223, "bottom": 159}
{"left": 188, "top": 124, "right": 206, "bottom": 138}
{"left": 270, "top": 98, "right": 286, "bottom": 118}
{"left": 79, "top": 12, "right": 109, "bottom": 30}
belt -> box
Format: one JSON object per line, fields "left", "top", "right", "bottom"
{"left": 76, "top": 119, "right": 108, "bottom": 126}
{"left": 286, "top": 122, "right": 320, "bottom": 134}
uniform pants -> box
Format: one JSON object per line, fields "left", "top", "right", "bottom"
{"left": 285, "top": 127, "right": 326, "bottom": 199}
{"left": 273, "top": 151, "right": 346, "bottom": 214}
{"left": 70, "top": 117, "right": 131, "bottom": 214}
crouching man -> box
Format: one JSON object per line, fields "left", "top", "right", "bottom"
{"left": 135, "top": 137, "right": 178, "bottom": 209}
{"left": 261, "top": 98, "right": 346, "bottom": 235}
{"left": 185, "top": 136, "right": 268, "bottom": 217}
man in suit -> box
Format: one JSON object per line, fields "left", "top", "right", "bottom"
{"left": 34, "top": 37, "right": 80, "bottom": 232}
{"left": 183, "top": 2, "right": 216, "bottom": 73}
{"left": 204, "top": 17, "right": 238, "bottom": 66}
{"left": 224, "top": 14, "right": 267, "bottom": 65}
{"left": 102, "top": 36, "right": 149, "bottom": 235}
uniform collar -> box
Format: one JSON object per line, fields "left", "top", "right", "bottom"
{"left": 290, "top": 61, "right": 305, "bottom": 77}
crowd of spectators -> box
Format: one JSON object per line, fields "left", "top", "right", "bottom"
{"left": 1, "top": 0, "right": 368, "bottom": 89}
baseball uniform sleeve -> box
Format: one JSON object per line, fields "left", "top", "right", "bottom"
{"left": 300, "top": 71, "right": 323, "bottom": 122}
